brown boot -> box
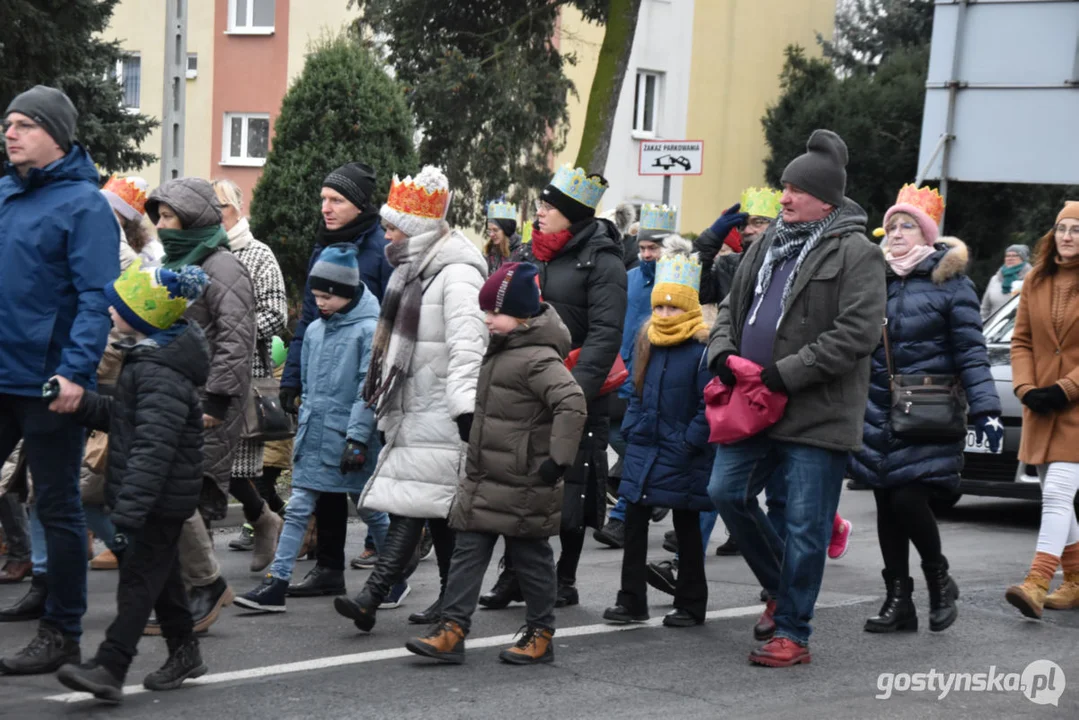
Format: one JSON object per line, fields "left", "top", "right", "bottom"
{"left": 250, "top": 501, "right": 283, "bottom": 572}
{"left": 404, "top": 620, "right": 465, "bottom": 663}
{"left": 1005, "top": 574, "right": 1050, "bottom": 619}
{"left": 298, "top": 517, "right": 317, "bottom": 559}
{"left": 1045, "top": 573, "right": 1079, "bottom": 610}
{"left": 90, "top": 549, "right": 118, "bottom": 571}
{"left": 499, "top": 626, "right": 554, "bottom": 665}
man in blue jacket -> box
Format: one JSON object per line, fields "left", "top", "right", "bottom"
{"left": 0, "top": 85, "right": 120, "bottom": 674}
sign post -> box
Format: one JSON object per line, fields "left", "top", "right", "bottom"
{"left": 638, "top": 139, "right": 704, "bottom": 209}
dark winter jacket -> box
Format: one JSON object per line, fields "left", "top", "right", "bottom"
{"left": 0, "top": 144, "right": 120, "bottom": 395}
{"left": 282, "top": 221, "right": 392, "bottom": 389}
{"left": 484, "top": 233, "right": 526, "bottom": 275}
{"left": 619, "top": 326, "right": 714, "bottom": 510}
{"left": 694, "top": 227, "right": 742, "bottom": 306}
{"left": 77, "top": 322, "right": 211, "bottom": 530}
{"left": 707, "top": 199, "right": 888, "bottom": 452}
{"left": 848, "top": 239, "right": 1000, "bottom": 490}
{"left": 449, "top": 305, "right": 587, "bottom": 538}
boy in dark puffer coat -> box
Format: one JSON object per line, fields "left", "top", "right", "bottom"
{"left": 56, "top": 261, "right": 211, "bottom": 704}
{"left": 605, "top": 238, "right": 714, "bottom": 628}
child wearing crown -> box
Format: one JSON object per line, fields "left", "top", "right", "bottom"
{"left": 55, "top": 262, "right": 212, "bottom": 702}
{"left": 602, "top": 237, "right": 715, "bottom": 628}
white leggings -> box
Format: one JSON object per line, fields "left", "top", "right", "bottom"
{"left": 1036, "top": 462, "right": 1079, "bottom": 556}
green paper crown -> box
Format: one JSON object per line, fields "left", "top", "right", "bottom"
{"left": 113, "top": 259, "right": 190, "bottom": 330}
{"left": 740, "top": 187, "right": 783, "bottom": 219}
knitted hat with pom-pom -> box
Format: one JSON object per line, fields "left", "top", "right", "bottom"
{"left": 106, "top": 260, "right": 209, "bottom": 335}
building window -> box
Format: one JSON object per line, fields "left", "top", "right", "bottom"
{"left": 228, "top": 0, "right": 275, "bottom": 33}
{"left": 112, "top": 55, "right": 141, "bottom": 110}
{"left": 186, "top": 53, "right": 198, "bottom": 79}
{"left": 223, "top": 113, "right": 270, "bottom": 166}
{"left": 633, "top": 70, "right": 661, "bottom": 137}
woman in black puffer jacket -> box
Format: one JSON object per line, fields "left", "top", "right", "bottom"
{"left": 849, "top": 188, "right": 1001, "bottom": 637}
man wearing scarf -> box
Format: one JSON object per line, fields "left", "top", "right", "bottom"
{"left": 706, "top": 130, "right": 887, "bottom": 667}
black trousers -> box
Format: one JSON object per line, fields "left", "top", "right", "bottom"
{"left": 255, "top": 467, "right": 285, "bottom": 514}
{"left": 96, "top": 517, "right": 192, "bottom": 678}
{"left": 618, "top": 502, "right": 707, "bottom": 621}
{"left": 359, "top": 515, "right": 454, "bottom": 607}
{"left": 314, "top": 492, "right": 349, "bottom": 571}
{"left": 874, "top": 485, "right": 943, "bottom": 578}
{"left": 229, "top": 475, "right": 264, "bottom": 524}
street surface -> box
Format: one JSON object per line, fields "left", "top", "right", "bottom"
{"left": 1, "top": 489, "right": 1076, "bottom": 719}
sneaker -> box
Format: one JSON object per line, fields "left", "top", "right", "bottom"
{"left": 228, "top": 524, "right": 254, "bottom": 552}
{"left": 56, "top": 661, "right": 124, "bottom": 704}
{"left": 0, "top": 624, "right": 80, "bottom": 675}
{"left": 499, "top": 626, "right": 554, "bottom": 665}
{"left": 418, "top": 527, "right": 435, "bottom": 561}
{"left": 828, "top": 517, "right": 853, "bottom": 560}
{"left": 749, "top": 637, "right": 811, "bottom": 668}
{"left": 646, "top": 560, "right": 677, "bottom": 596}
{"left": 404, "top": 619, "right": 465, "bottom": 663}
{"left": 234, "top": 575, "right": 288, "bottom": 613}
{"left": 662, "top": 528, "right": 679, "bottom": 554}
{"left": 592, "top": 519, "right": 625, "bottom": 549}
{"left": 350, "top": 548, "right": 379, "bottom": 570}
{"left": 380, "top": 582, "right": 411, "bottom": 609}
{"left": 143, "top": 638, "right": 207, "bottom": 691}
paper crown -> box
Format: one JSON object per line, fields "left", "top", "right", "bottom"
{"left": 103, "top": 175, "right": 148, "bottom": 217}
{"left": 386, "top": 171, "right": 450, "bottom": 220}
{"left": 640, "top": 204, "right": 678, "bottom": 233}
{"left": 487, "top": 200, "right": 517, "bottom": 221}
{"left": 107, "top": 259, "right": 206, "bottom": 333}
{"left": 740, "top": 187, "right": 782, "bottom": 219}
{"left": 655, "top": 253, "right": 702, "bottom": 293}
{"left": 894, "top": 184, "right": 945, "bottom": 224}
{"left": 549, "top": 165, "right": 607, "bottom": 210}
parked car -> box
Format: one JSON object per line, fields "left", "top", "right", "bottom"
{"left": 933, "top": 293, "right": 1040, "bottom": 511}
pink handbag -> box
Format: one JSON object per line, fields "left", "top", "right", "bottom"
{"left": 704, "top": 355, "right": 788, "bottom": 445}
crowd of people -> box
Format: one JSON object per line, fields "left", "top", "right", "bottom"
{"left": 0, "top": 83, "right": 1077, "bottom": 703}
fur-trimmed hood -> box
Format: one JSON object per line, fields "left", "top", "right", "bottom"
{"left": 601, "top": 202, "right": 637, "bottom": 237}
{"left": 881, "top": 235, "right": 969, "bottom": 285}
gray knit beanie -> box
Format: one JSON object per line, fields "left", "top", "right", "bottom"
{"left": 1006, "top": 244, "right": 1031, "bottom": 263}
{"left": 780, "top": 129, "right": 849, "bottom": 207}
{"left": 4, "top": 85, "right": 78, "bottom": 153}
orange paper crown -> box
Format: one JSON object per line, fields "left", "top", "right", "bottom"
{"left": 895, "top": 184, "right": 944, "bottom": 225}
{"left": 103, "top": 175, "right": 148, "bottom": 216}
{"left": 386, "top": 177, "right": 450, "bottom": 220}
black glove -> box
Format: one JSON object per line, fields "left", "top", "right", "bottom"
{"left": 340, "top": 439, "right": 367, "bottom": 474}
{"left": 1022, "top": 384, "right": 1069, "bottom": 415}
{"left": 709, "top": 351, "right": 736, "bottom": 387}
{"left": 456, "top": 413, "right": 474, "bottom": 442}
{"left": 539, "top": 458, "right": 567, "bottom": 485}
{"left": 760, "top": 365, "right": 787, "bottom": 394}
{"left": 279, "top": 386, "right": 300, "bottom": 415}
{"left": 202, "top": 392, "right": 230, "bottom": 421}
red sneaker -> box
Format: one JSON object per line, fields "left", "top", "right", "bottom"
{"left": 753, "top": 599, "right": 776, "bottom": 641}
{"left": 749, "top": 637, "right": 811, "bottom": 667}
{"left": 828, "top": 516, "right": 853, "bottom": 560}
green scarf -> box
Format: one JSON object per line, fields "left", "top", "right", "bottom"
{"left": 999, "top": 263, "right": 1024, "bottom": 294}
{"left": 160, "top": 225, "right": 230, "bottom": 270}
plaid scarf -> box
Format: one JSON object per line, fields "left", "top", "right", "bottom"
{"left": 747, "top": 208, "right": 840, "bottom": 328}
{"left": 362, "top": 233, "right": 443, "bottom": 416}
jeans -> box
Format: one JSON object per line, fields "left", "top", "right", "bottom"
{"left": 620, "top": 503, "right": 706, "bottom": 620}
{"left": 96, "top": 517, "right": 192, "bottom": 679}
{"left": 0, "top": 394, "right": 86, "bottom": 638}
{"left": 442, "top": 531, "right": 556, "bottom": 633}
{"left": 709, "top": 436, "right": 847, "bottom": 645}
{"left": 29, "top": 503, "right": 47, "bottom": 576}
{"left": 0, "top": 493, "right": 31, "bottom": 562}
{"left": 84, "top": 504, "right": 119, "bottom": 553}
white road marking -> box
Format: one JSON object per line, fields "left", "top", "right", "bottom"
{"left": 45, "top": 595, "right": 875, "bottom": 703}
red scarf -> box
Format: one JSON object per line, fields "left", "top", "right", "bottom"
{"left": 530, "top": 228, "right": 574, "bottom": 262}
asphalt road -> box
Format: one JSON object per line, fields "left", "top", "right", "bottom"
{"left": 1, "top": 490, "right": 1076, "bottom": 719}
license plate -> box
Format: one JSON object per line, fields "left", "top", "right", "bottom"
{"left": 965, "top": 429, "right": 1001, "bottom": 454}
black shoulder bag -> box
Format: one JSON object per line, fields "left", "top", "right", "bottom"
{"left": 882, "top": 318, "right": 968, "bottom": 441}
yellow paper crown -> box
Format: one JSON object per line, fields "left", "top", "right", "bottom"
{"left": 549, "top": 165, "right": 607, "bottom": 210}
{"left": 894, "top": 184, "right": 945, "bottom": 224}
{"left": 640, "top": 204, "right": 678, "bottom": 233}
{"left": 740, "top": 187, "right": 783, "bottom": 219}
{"left": 110, "top": 259, "right": 191, "bottom": 332}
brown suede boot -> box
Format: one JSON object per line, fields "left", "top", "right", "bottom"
{"left": 250, "top": 501, "right": 283, "bottom": 572}
{"left": 1045, "top": 573, "right": 1079, "bottom": 610}
{"left": 404, "top": 620, "right": 465, "bottom": 663}
{"left": 499, "top": 626, "right": 554, "bottom": 665}
{"left": 1005, "top": 574, "right": 1051, "bottom": 619}
{"left": 298, "top": 517, "right": 317, "bottom": 559}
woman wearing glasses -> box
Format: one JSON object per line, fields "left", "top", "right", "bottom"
{"left": 848, "top": 185, "right": 1001, "bottom": 635}
{"left": 981, "top": 244, "right": 1033, "bottom": 321}
{"left": 1006, "top": 202, "right": 1079, "bottom": 618}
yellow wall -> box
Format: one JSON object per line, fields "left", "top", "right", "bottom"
{"left": 554, "top": 7, "right": 606, "bottom": 174}
{"left": 681, "top": 0, "right": 836, "bottom": 233}
{"left": 286, "top": 6, "right": 361, "bottom": 84}
{"left": 185, "top": 0, "right": 216, "bottom": 181}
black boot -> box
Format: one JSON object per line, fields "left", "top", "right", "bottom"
{"left": 407, "top": 596, "right": 443, "bottom": 625}
{"left": 864, "top": 570, "right": 918, "bottom": 633}
{"left": 555, "top": 577, "right": 579, "bottom": 608}
{"left": 57, "top": 661, "right": 124, "bottom": 703}
{"left": 143, "top": 637, "right": 207, "bottom": 691}
{"left": 478, "top": 558, "right": 523, "bottom": 610}
{"left": 287, "top": 566, "right": 346, "bottom": 597}
{"left": 923, "top": 556, "right": 959, "bottom": 632}
{"left": 0, "top": 573, "right": 47, "bottom": 622}
{"left": 0, "top": 623, "right": 80, "bottom": 675}
{"left": 189, "top": 577, "right": 234, "bottom": 634}
{"left": 333, "top": 593, "right": 377, "bottom": 632}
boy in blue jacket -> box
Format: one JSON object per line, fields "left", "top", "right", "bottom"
{"left": 603, "top": 238, "right": 714, "bottom": 628}
{"left": 234, "top": 244, "right": 389, "bottom": 613}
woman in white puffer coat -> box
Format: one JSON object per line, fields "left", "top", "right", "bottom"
{"left": 335, "top": 166, "right": 488, "bottom": 631}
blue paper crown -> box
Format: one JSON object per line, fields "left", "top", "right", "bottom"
{"left": 640, "top": 204, "right": 678, "bottom": 233}
{"left": 487, "top": 200, "right": 518, "bottom": 221}
{"left": 655, "top": 254, "right": 702, "bottom": 293}
{"left": 549, "top": 165, "right": 607, "bottom": 210}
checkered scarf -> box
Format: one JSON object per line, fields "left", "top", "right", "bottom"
{"left": 747, "top": 208, "right": 839, "bottom": 328}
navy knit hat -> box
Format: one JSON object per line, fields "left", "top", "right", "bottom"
{"left": 310, "top": 243, "right": 361, "bottom": 298}
{"left": 323, "top": 162, "right": 377, "bottom": 211}
{"left": 479, "top": 262, "right": 541, "bottom": 318}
